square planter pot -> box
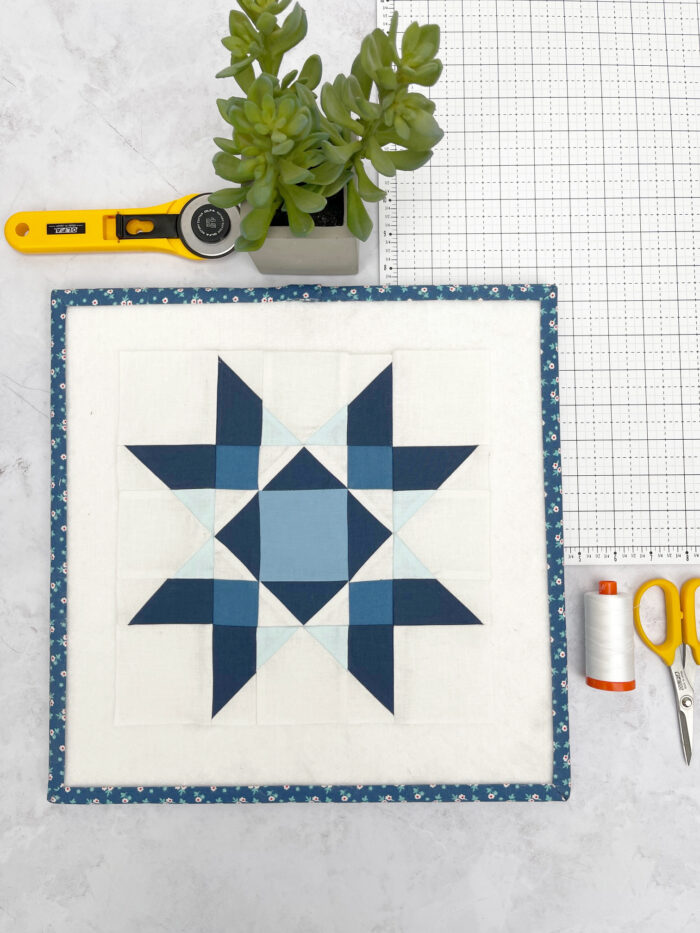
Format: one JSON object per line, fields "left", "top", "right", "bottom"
{"left": 241, "top": 189, "right": 358, "bottom": 276}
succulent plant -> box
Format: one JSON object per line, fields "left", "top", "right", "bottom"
{"left": 210, "top": 1, "right": 443, "bottom": 251}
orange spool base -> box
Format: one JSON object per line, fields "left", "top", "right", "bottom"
{"left": 586, "top": 676, "right": 635, "bottom": 692}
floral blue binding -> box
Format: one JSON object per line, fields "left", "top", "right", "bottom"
{"left": 49, "top": 283, "right": 568, "bottom": 804}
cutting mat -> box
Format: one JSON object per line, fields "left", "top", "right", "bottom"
{"left": 379, "top": 0, "right": 700, "bottom": 564}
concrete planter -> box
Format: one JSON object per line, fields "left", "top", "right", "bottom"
{"left": 242, "top": 189, "right": 358, "bottom": 276}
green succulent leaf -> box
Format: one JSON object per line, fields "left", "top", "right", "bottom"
{"left": 401, "top": 22, "right": 422, "bottom": 60}
{"left": 387, "top": 11, "right": 399, "bottom": 48}
{"left": 346, "top": 180, "right": 372, "bottom": 241}
{"left": 268, "top": 3, "right": 307, "bottom": 58}
{"left": 334, "top": 75, "right": 355, "bottom": 113}
{"left": 209, "top": 187, "right": 249, "bottom": 208}
{"left": 279, "top": 196, "right": 314, "bottom": 236}
{"left": 354, "top": 160, "right": 386, "bottom": 202}
{"left": 321, "top": 169, "right": 353, "bottom": 199}
{"left": 237, "top": 0, "right": 292, "bottom": 26}
{"left": 321, "top": 139, "right": 362, "bottom": 164}
{"left": 308, "top": 160, "right": 344, "bottom": 185}
{"left": 406, "top": 60, "right": 443, "bottom": 86}
{"left": 285, "top": 108, "right": 311, "bottom": 136}
{"left": 213, "top": 151, "right": 256, "bottom": 183}
{"left": 354, "top": 96, "right": 382, "bottom": 123}
{"left": 229, "top": 9, "right": 251, "bottom": 34}
{"left": 387, "top": 148, "right": 433, "bottom": 171}
{"left": 214, "top": 136, "right": 239, "bottom": 154}
{"left": 248, "top": 168, "right": 277, "bottom": 207}
{"left": 216, "top": 56, "right": 256, "bottom": 79}
{"left": 280, "top": 181, "right": 326, "bottom": 214}
{"left": 298, "top": 54, "right": 322, "bottom": 90}
{"left": 320, "top": 83, "right": 363, "bottom": 133}
{"left": 249, "top": 74, "right": 275, "bottom": 106}
{"left": 230, "top": 107, "right": 254, "bottom": 134}
{"left": 240, "top": 203, "right": 276, "bottom": 242}
{"left": 393, "top": 115, "right": 410, "bottom": 141}
{"left": 350, "top": 55, "right": 372, "bottom": 98}
{"left": 271, "top": 138, "right": 295, "bottom": 156}
{"left": 296, "top": 130, "right": 328, "bottom": 152}
{"left": 365, "top": 137, "right": 396, "bottom": 177}
{"left": 261, "top": 92, "right": 276, "bottom": 121}
{"left": 275, "top": 95, "right": 294, "bottom": 122}
{"left": 234, "top": 234, "right": 264, "bottom": 251}
{"left": 294, "top": 81, "right": 318, "bottom": 111}
{"left": 414, "top": 24, "right": 440, "bottom": 64}
{"left": 375, "top": 65, "right": 398, "bottom": 90}
{"left": 257, "top": 11, "right": 276, "bottom": 35}
{"left": 402, "top": 90, "right": 437, "bottom": 113}
{"left": 404, "top": 108, "right": 443, "bottom": 148}
{"left": 244, "top": 99, "right": 261, "bottom": 124}
{"left": 279, "top": 158, "right": 314, "bottom": 184}
{"left": 359, "top": 34, "right": 382, "bottom": 79}
{"left": 217, "top": 98, "right": 235, "bottom": 124}
{"left": 346, "top": 75, "right": 381, "bottom": 121}
{"left": 280, "top": 69, "right": 298, "bottom": 88}
{"left": 370, "top": 28, "right": 396, "bottom": 66}
{"left": 225, "top": 12, "right": 259, "bottom": 47}
{"left": 235, "top": 65, "right": 255, "bottom": 93}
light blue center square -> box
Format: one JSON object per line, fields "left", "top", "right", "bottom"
{"left": 259, "top": 489, "right": 348, "bottom": 581}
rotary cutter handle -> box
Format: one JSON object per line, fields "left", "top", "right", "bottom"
{"left": 4, "top": 194, "right": 241, "bottom": 260}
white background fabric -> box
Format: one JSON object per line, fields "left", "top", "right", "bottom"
{"left": 64, "top": 299, "right": 552, "bottom": 786}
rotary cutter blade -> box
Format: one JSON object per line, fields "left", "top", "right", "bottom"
{"left": 4, "top": 194, "right": 240, "bottom": 261}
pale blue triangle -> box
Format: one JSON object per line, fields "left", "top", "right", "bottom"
{"left": 257, "top": 626, "right": 297, "bottom": 669}
{"left": 307, "top": 406, "right": 348, "bottom": 446}
{"left": 393, "top": 536, "right": 432, "bottom": 579}
{"left": 262, "top": 408, "right": 299, "bottom": 445}
{"left": 176, "top": 536, "right": 214, "bottom": 579}
{"left": 175, "top": 489, "right": 216, "bottom": 531}
{"left": 393, "top": 490, "right": 435, "bottom": 531}
{"left": 307, "top": 626, "right": 348, "bottom": 669}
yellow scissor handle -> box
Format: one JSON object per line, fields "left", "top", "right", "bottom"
{"left": 680, "top": 578, "right": 700, "bottom": 665}
{"left": 4, "top": 194, "right": 202, "bottom": 260}
{"left": 633, "top": 578, "right": 682, "bottom": 666}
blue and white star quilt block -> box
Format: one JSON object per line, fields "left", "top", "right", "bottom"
{"left": 51, "top": 286, "right": 568, "bottom": 802}
{"left": 117, "top": 349, "right": 491, "bottom": 725}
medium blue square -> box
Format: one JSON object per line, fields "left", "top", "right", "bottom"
{"left": 348, "top": 446, "right": 393, "bottom": 489}
{"left": 349, "top": 580, "right": 393, "bottom": 625}
{"left": 216, "top": 445, "right": 259, "bottom": 489}
{"left": 213, "top": 580, "right": 259, "bottom": 626}
{"left": 259, "top": 489, "right": 348, "bottom": 582}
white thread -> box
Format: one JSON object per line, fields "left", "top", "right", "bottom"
{"left": 584, "top": 592, "right": 635, "bottom": 685}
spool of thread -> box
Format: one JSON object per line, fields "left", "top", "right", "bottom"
{"left": 584, "top": 580, "right": 635, "bottom": 691}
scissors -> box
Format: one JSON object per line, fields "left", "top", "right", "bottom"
{"left": 633, "top": 578, "right": 700, "bottom": 764}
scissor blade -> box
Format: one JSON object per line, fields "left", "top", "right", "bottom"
{"left": 678, "top": 707, "right": 693, "bottom": 765}
{"left": 669, "top": 651, "right": 694, "bottom": 765}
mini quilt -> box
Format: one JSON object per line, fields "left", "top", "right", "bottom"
{"left": 49, "top": 284, "right": 568, "bottom": 804}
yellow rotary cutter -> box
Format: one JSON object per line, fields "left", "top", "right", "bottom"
{"left": 5, "top": 194, "right": 241, "bottom": 261}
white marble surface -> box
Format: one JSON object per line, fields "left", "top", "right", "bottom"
{"left": 2, "top": 2, "right": 700, "bottom": 931}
